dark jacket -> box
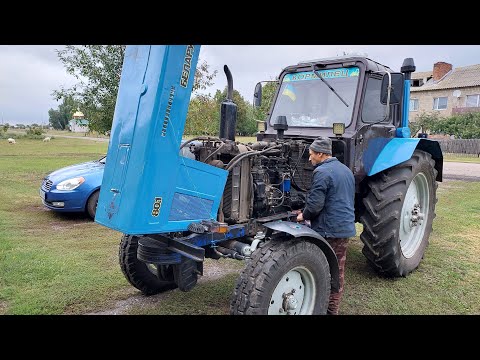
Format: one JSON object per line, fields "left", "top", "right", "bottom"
{"left": 302, "top": 157, "right": 356, "bottom": 238}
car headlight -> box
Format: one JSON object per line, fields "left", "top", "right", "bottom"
{"left": 56, "top": 177, "right": 85, "bottom": 191}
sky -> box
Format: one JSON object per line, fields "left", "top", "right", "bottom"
{"left": 2, "top": 45, "right": 480, "bottom": 125}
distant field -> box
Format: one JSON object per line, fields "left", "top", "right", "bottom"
{"left": 0, "top": 137, "right": 479, "bottom": 315}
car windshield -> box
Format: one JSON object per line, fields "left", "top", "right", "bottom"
{"left": 269, "top": 67, "right": 360, "bottom": 128}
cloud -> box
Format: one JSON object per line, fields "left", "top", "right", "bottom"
{"left": 0, "top": 45, "right": 76, "bottom": 125}
{"left": 199, "top": 45, "right": 480, "bottom": 103}
{"left": 2, "top": 45, "right": 480, "bottom": 125}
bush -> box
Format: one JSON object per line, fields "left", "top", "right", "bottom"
{"left": 0, "top": 130, "right": 47, "bottom": 140}
{"left": 431, "top": 112, "right": 480, "bottom": 139}
{"left": 409, "top": 112, "right": 440, "bottom": 136}
{"left": 26, "top": 127, "right": 45, "bottom": 136}
{"left": 410, "top": 112, "right": 480, "bottom": 139}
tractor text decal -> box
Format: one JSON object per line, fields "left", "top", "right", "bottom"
{"left": 180, "top": 45, "right": 195, "bottom": 88}
{"left": 151, "top": 197, "right": 163, "bottom": 217}
{"left": 161, "top": 86, "right": 175, "bottom": 137}
{"left": 283, "top": 67, "right": 359, "bottom": 82}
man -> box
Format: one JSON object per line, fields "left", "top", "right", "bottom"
{"left": 296, "top": 136, "right": 356, "bottom": 315}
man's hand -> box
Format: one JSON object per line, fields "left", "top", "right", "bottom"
{"left": 296, "top": 212, "right": 304, "bottom": 222}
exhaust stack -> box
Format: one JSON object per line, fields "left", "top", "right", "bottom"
{"left": 219, "top": 65, "right": 237, "bottom": 141}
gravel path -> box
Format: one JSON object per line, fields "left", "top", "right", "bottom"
{"left": 443, "top": 161, "right": 480, "bottom": 181}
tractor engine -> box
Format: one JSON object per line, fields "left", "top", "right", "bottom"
{"left": 188, "top": 138, "right": 314, "bottom": 224}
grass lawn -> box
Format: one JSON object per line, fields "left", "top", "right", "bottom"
{"left": 443, "top": 154, "right": 480, "bottom": 164}
{"left": 1, "top": 138, "right": 479, "bottom": 315}
{"left": 7, "top": 129, "right": 109, "bottom": 139}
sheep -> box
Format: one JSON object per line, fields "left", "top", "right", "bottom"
{"left": 8, "top": 138, "right": 16, "bottom": 144}
{"left": 43, "top": 137, "right": 51, "bottom": 142}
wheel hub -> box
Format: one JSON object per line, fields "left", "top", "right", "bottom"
{"left": 282, "top": 290, "right": 298, "bottom": 313}
{"left": 268, "top": 267, "right": 315, "bottom": 315}
{"left": 399, "top": 172, "right": 430, "bottom": 259}
{"left": 410, "top": 203, "right": 424, "bottom": 227}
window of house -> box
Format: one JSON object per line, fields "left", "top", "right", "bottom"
{"left": 411, "top": 79, "right": 423, "bottom": 87}
{"left": 433, "top": 97, "right": 448, "bottom": 110}
{"left": 466, "top": 94, "right": 480, "bottom": 107}
{"left": 410, "top": 99, "right": 419, "bottom": 111}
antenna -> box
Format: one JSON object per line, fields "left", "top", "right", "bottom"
{"left": 453, "top": 90, "right": 461, "bottom": 98}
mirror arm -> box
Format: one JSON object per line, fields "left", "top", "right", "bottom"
{"left": 384, "top": 71, "right": 392, "bottom": 122}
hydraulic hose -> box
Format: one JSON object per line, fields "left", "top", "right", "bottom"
{"left": 180, "top": 136, "right": 224, "bottom": 150}
{"left": 225, "top": 144, "right": 282, "bottom": 171}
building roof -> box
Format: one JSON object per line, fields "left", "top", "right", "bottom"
{"left": 411, "top": 70, "right": 432, "bottom": 80}
{"left": 411, "top": 64, "right": 480, "bottom": 92}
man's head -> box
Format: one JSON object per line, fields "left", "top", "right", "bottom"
{"left": 308, "top": 137, "right": 332, "bottom": 165}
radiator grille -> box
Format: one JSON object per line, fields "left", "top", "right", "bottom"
{"left": 42, "top": 178, "right": 53, "bottom": 191}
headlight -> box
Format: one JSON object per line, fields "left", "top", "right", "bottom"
{"left": 56, "top": 177, "right": 85, "bottom": 191}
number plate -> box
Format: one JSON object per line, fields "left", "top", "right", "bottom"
{"left": 39, "top": 189, "right": 46, "bottom": 200}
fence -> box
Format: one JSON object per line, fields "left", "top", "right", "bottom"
{"left": 436, "top": 139, "right": 480, "bottom": 157}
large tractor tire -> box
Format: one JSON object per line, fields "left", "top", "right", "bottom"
{"left": 119, "top": 234, "right": 177, "bottom": 295}
{"left": 230, "top": 239, "right": 331, "bottom": 315}
{"left": 360, "top": 150, "right": 438, "bottom": 277}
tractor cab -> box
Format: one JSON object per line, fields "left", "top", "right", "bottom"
{"left": 254, "top": 56, "right": 433, "bottom": 182}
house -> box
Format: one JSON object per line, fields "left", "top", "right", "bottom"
{"left": 409, "top": 62, "right": 480, "bottom": 120}
{"left": 69, "top": 109, "right": 90, "bottom": 133}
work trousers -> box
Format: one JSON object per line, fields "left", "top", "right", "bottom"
{"left": 325, "top": 237, "right": 349, "bottom": 315}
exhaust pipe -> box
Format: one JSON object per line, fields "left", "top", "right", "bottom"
{"left": 219, "top": 65, "right": 237, "bottom": 141}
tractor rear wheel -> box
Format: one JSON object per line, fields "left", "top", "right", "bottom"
{"left": 119, "top": 234, "right": 177, "bottom": 295}
{"left": 230, "top": 239, "right": 331, "bottom": 315}
{"left": 360, "top": 150, "right": 438, "bottom": 277}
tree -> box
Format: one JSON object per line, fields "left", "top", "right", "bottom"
{"left": 193, "top": 61, "right": 218, "bottom": 94}
{"left": 53, "top": 45, "right": 126, "bottom": 134}
{"left": 48, "top": 95, "right": 78, "bottom": 130}
{"left": 254, "top": 81, "right": 278, "bottom": 123}
{"left": 53, "top": 45, "right": 217, "bottom": 134}
{"left": 431, "top": 112, "right": 480, "bottom": 139}
{"left": 214, "top": 88, "right": 257, "bottom": 136}
{"left": 184, "top": 94, "right": 219, "bottom": 135}
{"left": 409, "top": 111, "right": 439, "bottom": 137}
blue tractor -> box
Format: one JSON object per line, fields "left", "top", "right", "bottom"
{"left": 95, "top": 45, "right": 442, "bottom": 315}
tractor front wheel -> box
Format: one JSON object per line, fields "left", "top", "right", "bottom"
{"left": 230, "top": 239, "right": 331, "bottom": 315}
{"left": 119, "top": 234, "right": 177, "bottom": 295}
{"left": 360, "top": 150, "right": 438, "bottom": 277}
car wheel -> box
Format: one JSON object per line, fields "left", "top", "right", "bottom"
{"left": 86, "top": 190, "right": 100, "bottom": 220}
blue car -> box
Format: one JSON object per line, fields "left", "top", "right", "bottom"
{"left": 40, "top": 155, "right": 106, "bottom": 219}
{"left": 39, "top": 141, "right": 199, "bottom": 219}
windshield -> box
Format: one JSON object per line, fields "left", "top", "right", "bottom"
{"left": 269, "top": 67, "right": 360, "bottom": 128}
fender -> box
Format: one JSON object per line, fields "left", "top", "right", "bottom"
{"left": 263, "top": 221, "right": 340, "bottom": 293}
{"left": 364, "top": 138, "right": 443, "bottom": 181}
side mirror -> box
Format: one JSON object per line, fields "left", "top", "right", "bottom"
{"left": 380, "top": 72, "right": 404, "bottom": 105}
{"left": 253, "top": 82, "right": 263, "bottom": 108}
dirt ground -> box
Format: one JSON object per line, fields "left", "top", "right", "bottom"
{"left": 86, "top": 259, "right": 243, "bottom": 315}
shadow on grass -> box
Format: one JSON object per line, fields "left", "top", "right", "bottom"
{"left": 49, "top": 211, "right": 93, "bottom": 223}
